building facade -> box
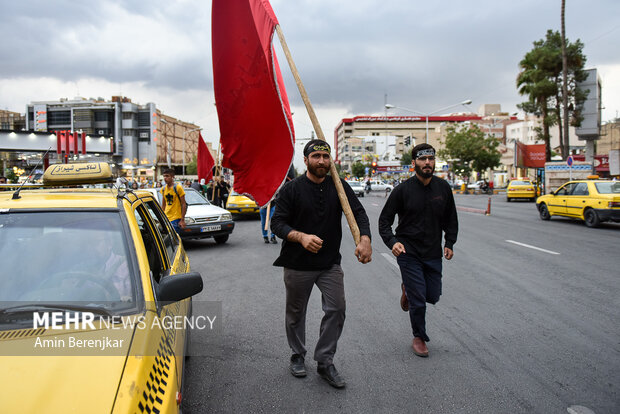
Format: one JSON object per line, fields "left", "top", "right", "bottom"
{"left": 334, "top": 114, "right": 483, "bottom": 173}
{"left": 24, "top": 96, "right": 212, "bottom": 180}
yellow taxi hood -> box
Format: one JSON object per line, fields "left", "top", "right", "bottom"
{"left": 0, "top": 327, "right": 134, "bottom": 413}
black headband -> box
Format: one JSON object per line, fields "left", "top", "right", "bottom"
{"left": 415, "top": 148, "right": 435, "bottom": 159}
{"left": 303, "top": 142, "right": 331, "bottom": 157}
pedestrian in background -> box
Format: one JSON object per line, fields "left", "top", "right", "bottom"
{"left": 378, "top": 143, "right": 458, "bottom": 358}
{"left": 160, "top": 168, "right": 187, "bottom": 233}
{"left": 271, "top": 139, "right": 372, "bottom": 389}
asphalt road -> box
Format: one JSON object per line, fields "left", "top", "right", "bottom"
{"left": 181, "top": 191, "right": 620, "bottom": 414}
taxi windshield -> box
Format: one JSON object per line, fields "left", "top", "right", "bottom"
{"left": 510, "top": 181, "right": 531, "bottom": 186}
{"left": 0, "top": 212, "right": 136, "bottom": 307}
{"left": 595, "top": 182, "right": 620, "bottom": 194}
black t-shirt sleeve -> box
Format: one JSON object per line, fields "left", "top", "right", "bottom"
{"left": 378, "top": 184, "right": 401, "bottom": 249}
{"left": 270, "top": 181, "right": 294, "bottom": 240}
{"left": 341, "top": 178, "right": 371, "bottom": 240}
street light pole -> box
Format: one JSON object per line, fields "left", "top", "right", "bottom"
{"left": 385, "top": 100, "right": 472, "bottom": 144}
{"left": 182, "top": 126, "right": 202, "bottom": 176}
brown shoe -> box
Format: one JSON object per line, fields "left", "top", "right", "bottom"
{"left": 412, "top": 337, "right": 429, "bottom": 357}
{"left": 400, "top": 283, "right": 409, "bottom": 312}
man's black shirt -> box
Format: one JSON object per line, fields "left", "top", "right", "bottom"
{"left": 271, "top": 174, "right": 371, "bottom": 270}
{"left": 378, "top": 175, "right": 458, "bottom": 260}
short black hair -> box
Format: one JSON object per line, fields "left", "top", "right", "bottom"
{"left": 162, "top": 168, "right": 175, "bottom": 176}
{"left": 411, "top": 143, "right": 435, "bottom": 159}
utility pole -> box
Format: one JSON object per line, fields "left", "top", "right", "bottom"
{"left": 561, "top": 0, "right": 570, "bottom": 159}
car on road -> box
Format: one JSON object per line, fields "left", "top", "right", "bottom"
{"left": 226, "top": 191, "right": 260, "bottom": 216}
{"left": 506, "top": 179, "right": 536, "bottom": 202}
{"left": 536, "top": 177, "right": 620, "bottom": 227}
{"left": 345, "top": 180, "right": 365, "bottom": 197}
{"left": 0, "top": 162, "right": 203, "bottom": 414}
{"left": 367, "top": 180, "right": 393, "bottom": 192}
{"left": 145, "top": 187, "right": 234, "bottom": 243}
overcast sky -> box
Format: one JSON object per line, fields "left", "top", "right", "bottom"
{"left": 1, "top": 0, "right": 619, "bottom": 168}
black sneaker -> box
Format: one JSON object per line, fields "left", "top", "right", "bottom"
{"left": 270, "top": 235, "right": 278, "bottom": 244}
{"left": 264, "top": 237, "right": 270, "bottom": 244}
{"left": 317, "top": 363, "right": 345, "bottom": 388}
{"left": 290, "top": 354, "right": 306, "bottom": 377}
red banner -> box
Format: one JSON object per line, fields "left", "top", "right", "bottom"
{"left": 572, "top": 155, "right": 610, "bottom": 172}
{"left": 212, "top": 0, "right": 295, "bottom": 207}
{"left": 197, "top": 133, "right": 215, "bottom": 183}
{"left": 516, "top": 142, "right": 546, "bottom": 168}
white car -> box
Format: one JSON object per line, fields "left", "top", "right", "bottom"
{"left": 367, "top": 180, "right": 393, "bottom": 192}
{"left": 345, "top": 180, "right": 365, "bottom": 197}
{"left": 142, "top": 187, "right": 234, "bottom": 243}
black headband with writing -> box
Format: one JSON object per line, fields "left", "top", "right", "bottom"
{"left": 415, "top": 148, "right": 435, "bottom": 159}
{"left": 304, "top": 142, "right": 331, "bottom": 157}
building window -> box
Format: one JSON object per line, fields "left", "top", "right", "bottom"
{"left": 94, "top": 111, "right": 113, "bottom": 122}
{"left": 371, "top": 132, "right": 379, "bottom": 136}
{"left": 122, "top": 112, "right": 134, "bottom": 120}
{"left": 137, "top": 112, "right": 150, "bottom": 127}
{"left": 123, "top": 129, "right": 135, "bottom": 137}
{"left": 48, "top": 110, "right": 71, "bottom": 125}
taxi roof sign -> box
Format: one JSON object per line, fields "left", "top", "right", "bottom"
{"left": 43, "top": 162, "right": 114, "bottom": 186}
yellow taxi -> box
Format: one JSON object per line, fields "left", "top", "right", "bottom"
{"left": 226, "top": 191, "right": 260, "bottom": 215}
{"left": 506, "top": 178, "right": 537, "bottom": 202}
{"left": 536, "top": 177, "right": 620, "bottom": 227}
{"left": 0, "top": 162, "right": 203, "bottom": 413}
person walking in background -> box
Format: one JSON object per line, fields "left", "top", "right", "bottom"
{"left": 378, "top": 143, "right": 458, "bottom": 358}
{"left": 271, "top": 139, "right": 372, "bottom": 389}
{"left": 260, "top": 202, "right": 277, "bottom": 244}
{"left": 160, "top": 168, "right": 187, "bottom": 233}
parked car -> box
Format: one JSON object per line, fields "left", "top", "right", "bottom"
{"left": 346, "top": 180, "right": 365, "bottom": 197}
{"left": 536, "top": 178, "right": 620, "bottom": 227}
{"left": 0, "top": 162, "right": 203, "bottom": 414}
{"left": 144, "top": 187, "right": 234, "bottom": 243}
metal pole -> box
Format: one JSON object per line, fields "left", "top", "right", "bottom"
{"left": 425, "top": 115, "right": 429, "bottom": 144}
{"left": 182, "top": 131, "right": 185, "bottom": 176}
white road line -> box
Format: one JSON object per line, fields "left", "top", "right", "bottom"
{"left": 381, "top": 252, "right": 399, "bottom": 268}
{"left": 505, "top": 240, "right": 560, "bottom": 255}
{"left": 372, "top": 203, "right": 379, "bottom": 206}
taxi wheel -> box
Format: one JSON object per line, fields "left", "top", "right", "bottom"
{"left": 584, "top": 208, "right": 600, "bottom": 228}
{"left": 539, "top": 203, "right": 551, "bottom": 220}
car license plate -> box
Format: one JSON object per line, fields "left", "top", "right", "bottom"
{"left": 201, "top": 225, "right": 221, "bottom": 232}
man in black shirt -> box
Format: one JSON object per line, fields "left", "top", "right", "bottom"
{"left": 378, "top": 143, "right": 458, "bottom": 358}
{"left": 271, "top": 139, "right": 372, "bottom": 388}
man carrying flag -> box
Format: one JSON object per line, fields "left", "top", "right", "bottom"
{"left": 271, "top": 140, "right": 372, "bottom": 388}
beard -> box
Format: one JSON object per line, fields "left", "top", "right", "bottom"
{"left": 307, "top": 161, "right": 330, "bottom": 178}
{"left": 415, "top": 163, "right": 435, "bottom": 179}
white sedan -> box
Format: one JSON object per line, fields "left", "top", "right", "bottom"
{"left": 367, "top": 180, "right": 393, "bottom": 192}
{"left": 143, "top": 187, "right": 234, "bottom": 243}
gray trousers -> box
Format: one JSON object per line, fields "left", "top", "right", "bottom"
{"left": 283, "top": 264, "right": 346, "bottom": 365}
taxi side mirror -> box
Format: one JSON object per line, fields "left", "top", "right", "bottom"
{"left": 158, "top": 271, "right": 203, "bottom": 302}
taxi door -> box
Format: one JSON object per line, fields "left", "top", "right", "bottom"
{"left": 138, "top": 198, "right": 191, "bottom": 387}
{"left": 549, "top": 183, "right": 575, "bottom": 215}
{"left": 564, "top": 182, "right": 589, "bottom": 218}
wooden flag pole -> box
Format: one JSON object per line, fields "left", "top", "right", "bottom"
{"left": 264, "top": 201, "right": 271, "bottom": 232}
{"left": 275, "top": 24, "right": 361, "bottom": 245}
{"left": 212, "top": 142, "right": 222, "bottom": 203}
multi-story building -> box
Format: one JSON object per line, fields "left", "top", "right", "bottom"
{"left": 0, "top": 110, "right": 26, "bottom": 131}
{"left": 25, "top": 96, "right": 213, "bottom": 179}
{"left": 334, "top": 114, "right": 482, "bottom": 173}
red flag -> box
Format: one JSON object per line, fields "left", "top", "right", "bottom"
{"left": 197, "top": 133, "right": 215, "bottom": 183}
{"left": 212, "top": 0, "right": 295, "bottom": 207}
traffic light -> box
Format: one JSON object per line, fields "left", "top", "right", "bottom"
{"left": 404, "top": 136, "right": 411, "bottom": 146}
{"left": 371, "top": 161, "right": 377, "bottom": 175}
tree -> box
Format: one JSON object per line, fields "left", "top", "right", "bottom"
{"left": 351, "top": 161, "right": 367, "bottom": 178}
{"left": 186, "top": 155, "right": 197, "bottom": 175}
{"left": 437, "top": 124, "right": 501, "bottom": 182}
{"left": 400, "top": 152, "right": 412, "bottom": 167}
{"left": 517, "top": 29, "right": 587, "bottom": 160}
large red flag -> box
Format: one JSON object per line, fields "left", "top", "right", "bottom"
{"left": 212, "top": 0, "right": 295, "bottom": 207}
{"left": 197, "top": 133, "right": 215, "bottom": 183}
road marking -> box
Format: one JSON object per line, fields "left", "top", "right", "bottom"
{"left": 381, "top": 252, "right": 399, "bottom": 268}
{"left": 372, "top": 203, "right": 379, "bottom": 206}
{"left": 567, "top": 405, "right": 596, "bottom": 414}
{"left": 505, "top": 240, "right": 560, "bottom": 255}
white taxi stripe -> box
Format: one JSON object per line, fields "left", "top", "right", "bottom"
{"left": 505, "top": 240, "right": 560, "bottom": 255}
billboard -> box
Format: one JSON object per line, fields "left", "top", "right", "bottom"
{"left": 516, "top": 142, "right": 546, "bottom": 168}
